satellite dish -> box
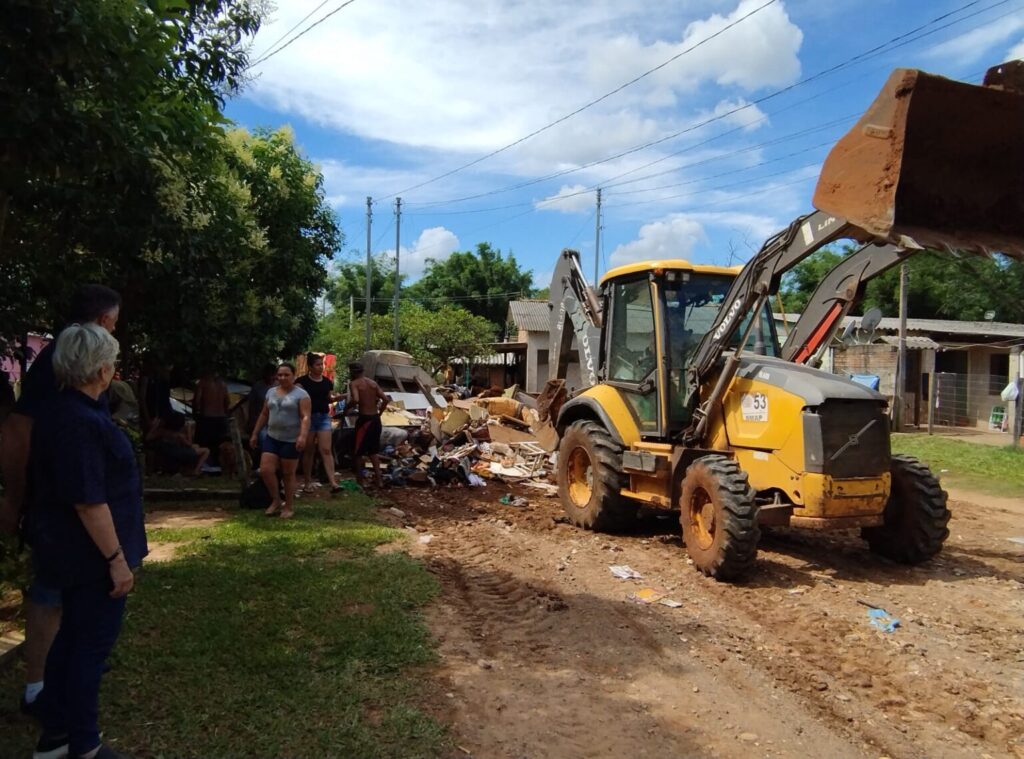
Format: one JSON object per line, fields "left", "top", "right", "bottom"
{"left": 840, "top": 320, "right": 857, "bottom": 343}
{"left": 861, "top": 307, "right": 882, "bottom": 334}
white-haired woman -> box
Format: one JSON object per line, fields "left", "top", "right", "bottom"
{"left": 27, "top": 323, "right": 147, "bottom": 759}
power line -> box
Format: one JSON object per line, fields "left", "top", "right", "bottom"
{"left": 402, "top": 116, "right": 850, "bottom": 217}
{"left": 403, "top": 0, "right": 1003, "bottom": 209}
{"left": 250, "top": 0, "right": 333, "bottom": 64}
{"left": 380, "top": 0, "right": 780, "bottom": 200}
{"left": 248, "top": 0, "right": 359, "bottom": 68}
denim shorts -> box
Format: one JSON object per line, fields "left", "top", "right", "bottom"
{"left": 310, "top": 412, "right": 332, "bottom": 433}
{"left": 28, "top": 552, "right": 62, "bottom": 607}
{"left": 262, "top": 435, "right": 299, "bottom": 460}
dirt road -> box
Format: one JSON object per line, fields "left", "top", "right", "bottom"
{"left": 383, "top": 483, "right": 1024, "bottom": 759}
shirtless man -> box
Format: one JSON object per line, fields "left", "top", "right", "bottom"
{"left": 347, "top": 362, "right": 390, "bottom": 488}
{"left": 193, "top": 369, "right": 230, "bottom": 468}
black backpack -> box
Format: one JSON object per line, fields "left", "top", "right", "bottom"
{"left": 239, "top": 475, "right": 273, "bottom": 509}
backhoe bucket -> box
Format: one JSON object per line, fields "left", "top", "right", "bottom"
{"left": 814, "top": 65, "right": 1024, "bottom": 256}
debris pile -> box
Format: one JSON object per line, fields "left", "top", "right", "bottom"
{"left": 356, "top": 384, "right": 564, "bottom": 494}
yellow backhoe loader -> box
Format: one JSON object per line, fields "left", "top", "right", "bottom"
{"left": 545, "top": 61, "right": 1024, "bottom": 580}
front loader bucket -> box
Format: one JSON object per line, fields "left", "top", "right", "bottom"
{"left": 814, "top": 65, "right": 1024, "bottom": 256}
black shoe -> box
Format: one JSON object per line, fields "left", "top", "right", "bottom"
{"left": 21, "top": 694, "right": 44, "bottom": 721}
{"left": 31, "top": 732, "right": 68, "bottom": 759}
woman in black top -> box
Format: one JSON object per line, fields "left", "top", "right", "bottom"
{"left": 297, "top": 353, "right": 342, "bottom": 494}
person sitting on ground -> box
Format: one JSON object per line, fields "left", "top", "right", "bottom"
{"left": 145, "top": 412, "right": 209, "bottom": 477}
{"left": 249, "top": 363, "right": 310, "bottom": 519}
{"left": 346, "top": 362, "right": 391, "bottom": 489}
{"left": 27, "top": 322, "right": 146, "bottom": 759}
{"left": 297, "top": 352, "right": 343, "bottom": 495}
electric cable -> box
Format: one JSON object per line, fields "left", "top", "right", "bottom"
{"left": 378, "top": 0, "right": 780, "bottom": 199}
{"left": 249, "top": 0, "right": 360, "bottom": 68}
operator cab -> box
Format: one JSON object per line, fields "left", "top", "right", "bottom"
{"left": 598, "top": 259, "right": 779, "bottom": 437}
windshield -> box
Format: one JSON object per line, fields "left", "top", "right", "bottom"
{"left": 662, "top": 272, "right": 778, "bottom": 426}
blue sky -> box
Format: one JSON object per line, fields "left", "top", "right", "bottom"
{"left": 225, "top": 0, "right": 1024, "bottom": 291}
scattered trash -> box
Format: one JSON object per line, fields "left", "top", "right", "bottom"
{"left": 1007, "top": 537, "right": 1024, "bottom": 545}
{"left": 658, "top": 598, "right": 684, "bottom": 608}
{"left": 336, "top": 479, "right": 361, "bottom": 492}
{"left": 499, "top": 493, "right": 530, "bottom": 507}
{"left": 610, "top": 565, "right": 643, "bottom": 580}
{"left": 387, "top": 507, "right": 407, "bottom": 518}
{"left": 417, "top": 534, "right": 434, "bottom": 544}
{"left": 866, "top": 607, "right": 901, "bottom": 633}
{"left": 627, "top": 587, "right": 665, "bottom": 604}
{"left": 787, "top": 588, "right": 806, "bottom": 595}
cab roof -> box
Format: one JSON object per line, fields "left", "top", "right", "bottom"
{"left": 599, "top": 259, "right": 742, "bottom": 286}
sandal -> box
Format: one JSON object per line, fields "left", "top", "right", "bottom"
{"left": 279, "top": 509, "right": 295, "bottom": 520}
{"left": 264, "top": 502, "right": 281, "bottom": 516}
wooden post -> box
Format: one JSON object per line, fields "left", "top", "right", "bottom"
{"left": 927, "top": 369, "right": 936, "bottom": 435}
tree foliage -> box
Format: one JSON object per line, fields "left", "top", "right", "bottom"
{"left": 0, "top": 2, "right": 342, "bottom": 373}
{"left": 313, "top": 303, "right": 496, "bottom": 374}
{"left": 405, "top": 243, "right": 534, "bottom": 333}
{"left": 327, "top": 256, "right": 405, "bottom": 316}
{"left": 780, "top": 247, "right": 1024, "bottom": 322}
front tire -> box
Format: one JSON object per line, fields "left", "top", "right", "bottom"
{"left": 557, "top": 420, "right": 635, "bottom": 531}
{"left": 679, "top": 455, "right": 759, "bottom": 581}
{"left": 862, "top": 454, "right": 950, "bottom": 564}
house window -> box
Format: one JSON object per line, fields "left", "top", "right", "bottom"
{"left": 989, "top": 353, "right": 1009, "bottom": 395}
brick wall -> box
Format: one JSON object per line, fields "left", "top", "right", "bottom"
{"left": 832, "top": 344, "right": 898, "bottom": 403}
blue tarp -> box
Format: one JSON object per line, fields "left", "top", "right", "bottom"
{"left": 850, "top": 374, "right": 880, "bottom": 390}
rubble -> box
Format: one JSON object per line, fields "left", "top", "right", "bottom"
{"left": 347, "top": 384, "right": 562, "bottom": 493}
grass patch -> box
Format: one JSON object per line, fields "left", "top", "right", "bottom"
{"left": 891, "top": 434, "right": 1024, "bottom": 498}
{"left": 0, "top": 495, "right": 448, "bottom": 759}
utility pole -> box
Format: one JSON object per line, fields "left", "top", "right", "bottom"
{"left": 349, "top": 294, "right": 354, "bottom": 330}
{"left": 894, "top": 263, "right": 909, "bottom": 430}
{"left": 594, "top": 188, "right": 602, "bottom": 283}
{"left": 1013, "top": 346, "right": 1023, "bottom": 449}
{"left": 365, "top": 196, "right": 372, "bottom": 351}
{"left": 394, "top": 197, "right": 402, "bottom": 350}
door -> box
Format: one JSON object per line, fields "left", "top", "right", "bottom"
{"left": 605, "top": 277, "right": 660, "bottom": 435}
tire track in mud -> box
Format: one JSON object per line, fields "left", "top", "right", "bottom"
{"left": 390, "top": 485, "right": 1023, "bottom": 759}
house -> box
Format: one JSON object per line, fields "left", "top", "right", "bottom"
{"left": 506, "top": 300, "right": 583, "bottom": 393}
{"left": 778, "top": 314, "right": 1024, "bottom": 434}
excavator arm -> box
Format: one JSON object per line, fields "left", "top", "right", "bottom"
{"left": 683, "top": 60, "right": 1024, "bottom": 445}
{"left": 780, "top": 242, "right": 911, "bottom": 364}
{"left": 548, "top": 248, "right": 603, "bottom": 390}
{"left": 682, "top": 211, "right": 861, "bottom": 442}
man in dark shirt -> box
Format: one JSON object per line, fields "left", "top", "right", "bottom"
{"left": 0, "top": 284, "right": 121, "bottom": 716}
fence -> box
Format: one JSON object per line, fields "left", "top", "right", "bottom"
{"left": 930, "top": 371, "right": 1015, "bottom": 432}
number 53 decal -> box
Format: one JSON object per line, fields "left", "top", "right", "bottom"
{"left": 740, "top": 392, "right": 769, "bottom": 422}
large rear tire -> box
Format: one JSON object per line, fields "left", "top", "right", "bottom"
{"left": 557, "top": 420, "right": 636, "bottom": 531}
{"left": 862, "top": 454, "right": 950, "bottom": 564}
{"left": 679, "top": 455, "right": 759, "bottom": 581}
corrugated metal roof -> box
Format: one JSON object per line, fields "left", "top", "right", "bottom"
{"left": 776, "top": 313, "right": 1024, "bottom": 339}
{"left": 508, "top": 300, "right": 550, "bottom": 332}
{"left": 879, "top": 335, "right": 943, "bottom": 350}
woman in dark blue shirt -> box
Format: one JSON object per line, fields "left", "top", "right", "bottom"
{"left": 27, "top": 323, "right": 147, "bottom": 759}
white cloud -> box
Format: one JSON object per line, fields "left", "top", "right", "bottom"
{"left": 535, "top": 184, "right": 595, "bottom": 214}
{"left": 380, "top": 226, "right": 461, "bottom": 280}
{"left": 925, "top": 17, "right": 1024, "bottom": 66}
{"left": 247, "top": 0, "right": 804, "bottom": 181}
{"left": 609, "top": 214, "right": 707, "bottom": 267}
{"left": 709, "top": 98, "right": 768, "bottom": 132}
{"left": 1008, "top": 39, "right": 1024, "bottom": 61}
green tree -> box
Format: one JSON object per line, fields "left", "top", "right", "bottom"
{"left": 313, "top": 303, "right": 495, "bottom": 374}
{"left": 781, "top": 246, "right": 1024, "bottom": 322}
{"left": 119, "top": 127, "right": 341, "bottom": 373}
{"left": 405, "top": 242, "right": 534, "bottom": 333}
{"left": 327, "top": 256, "right": 405, "bottom": 316}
